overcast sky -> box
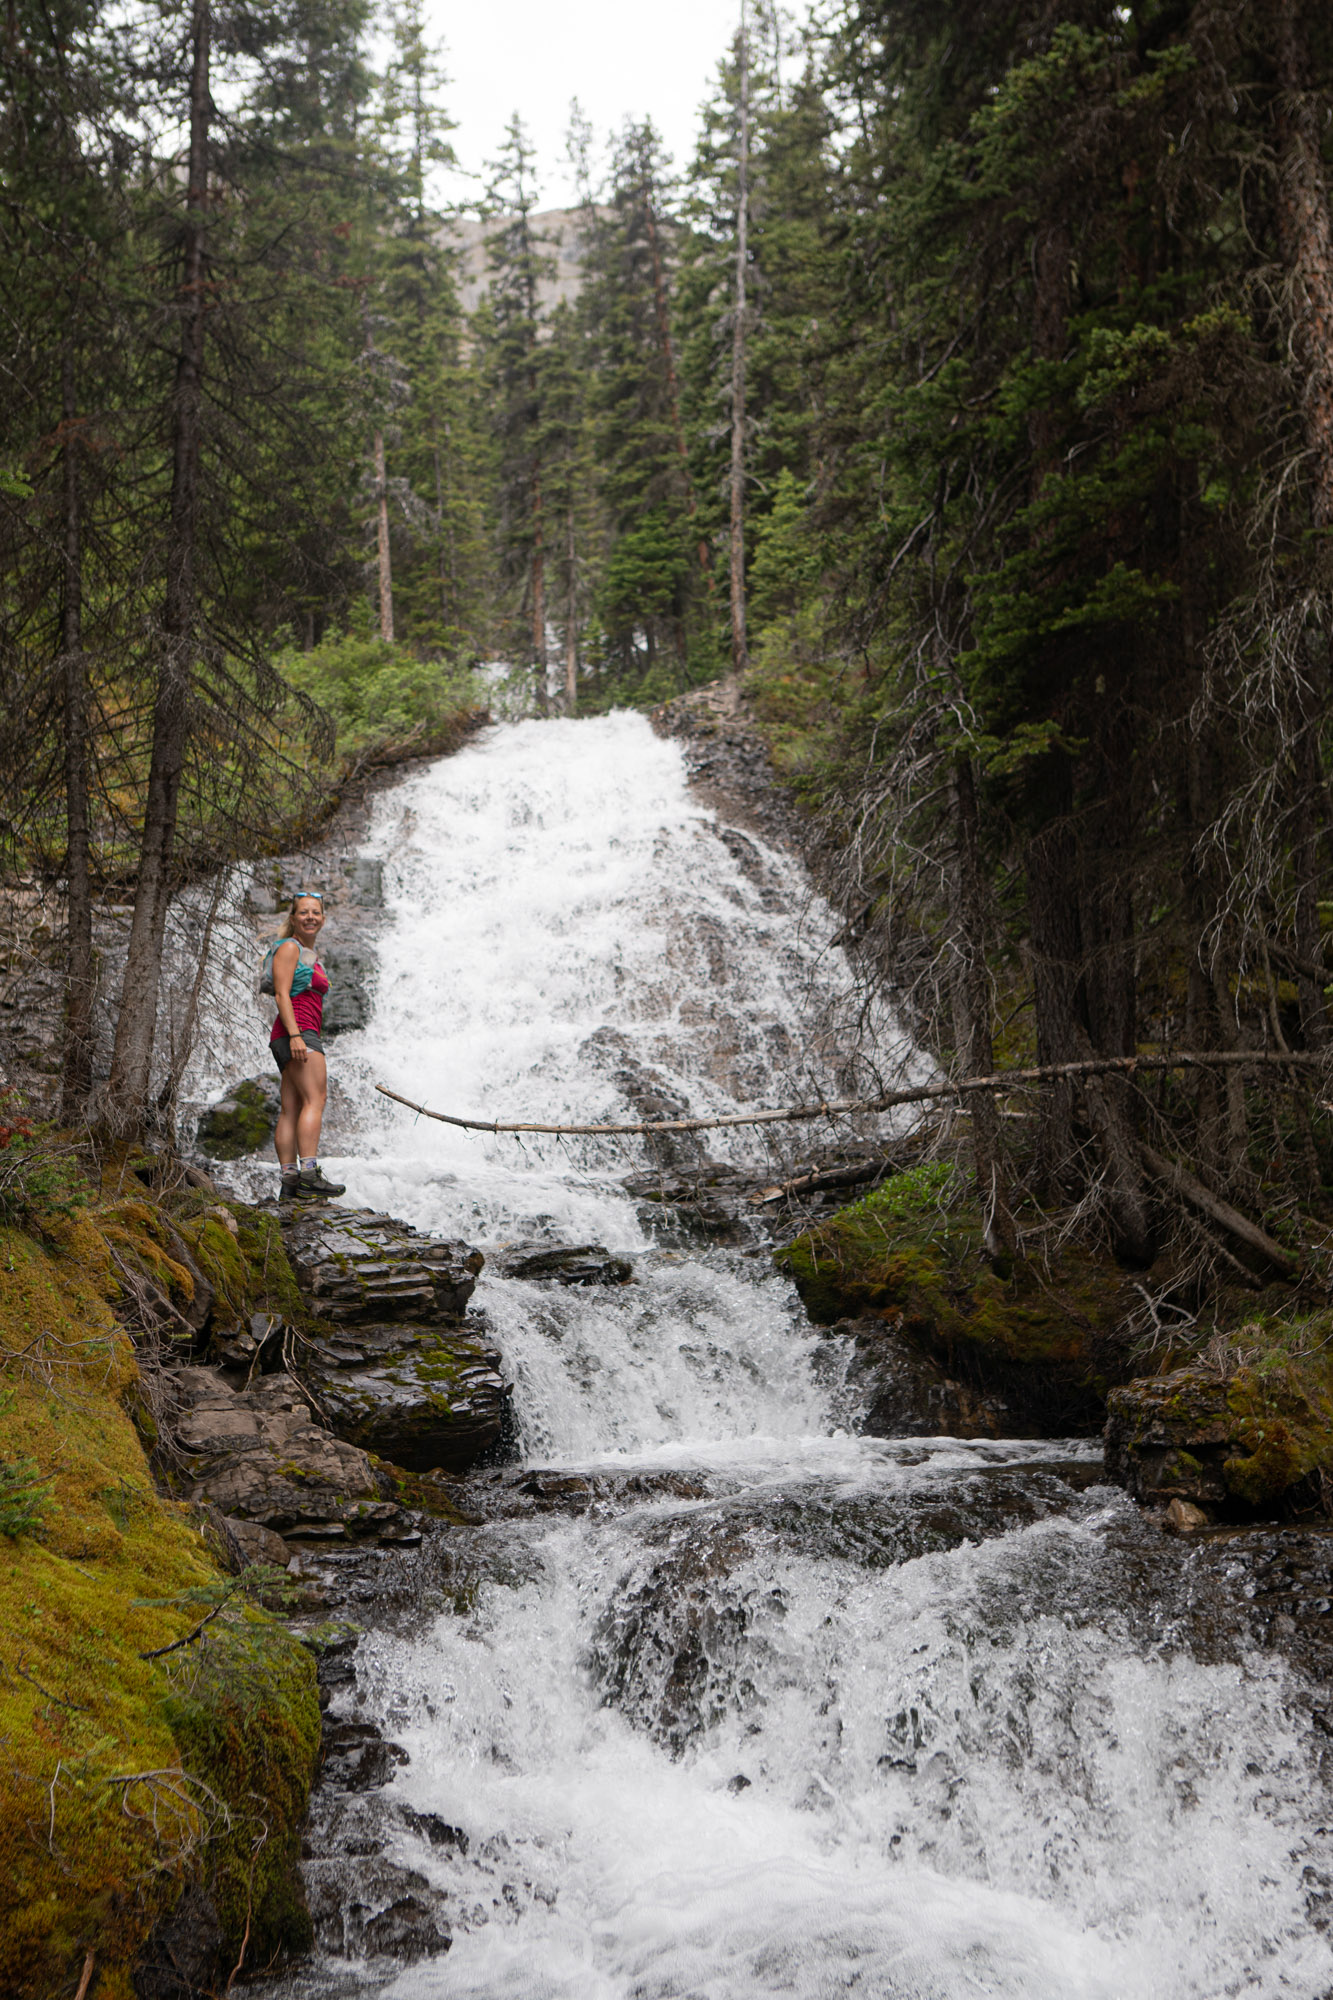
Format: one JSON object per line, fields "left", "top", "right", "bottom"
{"left": 424, "top": 0, "right": 739, "bottom": 209}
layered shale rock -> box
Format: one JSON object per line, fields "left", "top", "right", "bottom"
{"left": 279, "top": 1208, "right": 508, "bottom": 1473}
{"left": 174, "top": 1366, "right": 415, "bottom": 1546}
{"left": 296, "top": 1320, "right": 510, "bottom": 1473}
{"left": 283, "top": 1208, "right": 483, "bottom": 1324}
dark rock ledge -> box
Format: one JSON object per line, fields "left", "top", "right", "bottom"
{"left": 174, "top": 1205, "right": 507, "bottom": 1563}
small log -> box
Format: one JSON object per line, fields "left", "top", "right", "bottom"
{"left": 1139, "top": 1143, "right": 1299, "bottom": 1278}
{"left": 748, "top": 1158, "right": 901, "bottom": 1205}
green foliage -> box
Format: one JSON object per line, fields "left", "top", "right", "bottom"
{"left": 0, "top": 1100, "right": 90, "bottom": 1230}
{"left": 277, "top": 631, "right": 480, "bottom": 763}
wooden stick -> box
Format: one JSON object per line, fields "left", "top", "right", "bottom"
{"left": 376, "top": 1050, "right": 1325, "bottom": 1140}
{"left": 1139, "top": 1143, "right": 1300, "bottom": 1277}
{"left": 74, "top": 1951, "right": 95, "bottom": 2000}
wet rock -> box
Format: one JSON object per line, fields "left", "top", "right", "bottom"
{"left": 1166, "top": 1498, "right": 1211, "bottom": 1533}
{"left": 408, "top": 1812, "right": 469, "bottom": 1853}
{"left": 305, "top": 1857, "right": 452, "bottom": 1962}
{"left": 297, "top": 1319, "right": 510, "bottom": 1473}
{"left": 343, "top": 855, "right": 385, "bottom": 906}
{"left": 818, "top": 1315, "right": 1012, "bottom": 1439}
{"left": 283, "top": 1208, "right": 482, "bottom": 1325}
{"left": 622, "top": 1161, "right": 756, "bottom": 1241}
{"left": 1104, "top": 1367, "right": 1235, "bottom": 1508}
{"left": 1105, "top": 1357, "right": 1333, "bottom": 1516}
{"left": 173, "top": 1366, "right": 410, "bottom": 1542}
{"left": 321, "top": 1717, "right": 409, "bottom": 1792}
{"left": 197, "top": 1074, "right": 281, "bottom": 1159}
{"left": 459, "top": 1464, "right": 709, "bottom": 1520}
{"left": 320, "top": 942, "right": 375, "bottom": 1034}
{"left": 494, "top": 1241, "right": 633, "bottom": 1286}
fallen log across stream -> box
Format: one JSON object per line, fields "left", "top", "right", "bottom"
{"left": 376, "top": 1049, "right": 1326, "bottom": 1138}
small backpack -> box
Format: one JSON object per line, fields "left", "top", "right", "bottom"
{"left": 260, "top": 939, "right": 318, "bottom": 998}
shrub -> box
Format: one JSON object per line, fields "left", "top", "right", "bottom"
{"left": 277, "top": 631, "right": 480, "bottom": 765}
{"left": 0, "top": 1096, "right": 90, "bottom": 1230}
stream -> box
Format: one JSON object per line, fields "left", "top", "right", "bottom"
{"left": 242, "top": 713, "right": 1333, "bottom": 1999}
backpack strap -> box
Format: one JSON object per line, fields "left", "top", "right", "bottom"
{"left": 260, "top": 939, "right": 317, "bottom": 997}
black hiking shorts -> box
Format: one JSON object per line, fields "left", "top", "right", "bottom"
{"left": 271, "top": 1030, "right": 325, "bottom": 1071}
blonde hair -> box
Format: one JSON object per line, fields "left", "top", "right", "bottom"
{"left": 279, "top": 892, "right": 324, "bottom": 940}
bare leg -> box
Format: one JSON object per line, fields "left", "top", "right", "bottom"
{"left": 290, "top": 1052, "right": 328, "bottom": 1159}
{"left": 275, "top": 1065, "right": 302, "bottom": 1166}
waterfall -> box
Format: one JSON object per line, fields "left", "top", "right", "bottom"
{"left": 242, "top": 714, "right": 1333, "bottom": 2000}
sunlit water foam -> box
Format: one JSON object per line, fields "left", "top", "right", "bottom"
{"left": 223, "top": 715, "right": 1333, "bottom": 1998}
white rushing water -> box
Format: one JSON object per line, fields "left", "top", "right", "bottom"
{"left": 247, "top": 714, "right": 1333, "bottom": 2000}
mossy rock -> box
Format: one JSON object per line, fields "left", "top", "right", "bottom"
{"left": 197, "top": 1076, "right": 281, "bottom": 1160}
{"left": 1106, "top": 1325, "right": 1333, "bottom": 1516}
{"left": 0, "top": 1208, "right": 320, "bottom": 1996}
{"left": 777, "top": 1165, "right": 1137, "bottom": 1432}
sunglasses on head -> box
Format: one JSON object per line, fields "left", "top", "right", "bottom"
{"left": 293, "top": 890, "right": 324, "bottom": 903}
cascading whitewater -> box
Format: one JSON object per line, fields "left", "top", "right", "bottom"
{"left": 242, "top": 714, "right": 1333, "bottom": 2000}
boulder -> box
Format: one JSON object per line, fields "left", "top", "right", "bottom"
{"left": 319, "top": 943, "right": 375, "bottom": 1034}
{"left": 298, "top": 1321, "right": 511, "bottom": 1473}
{"left": 197, "top": 1075, "right": 281, "bottom": 1159}
{"left": 173, "top": 1366, "right": 411, "bottom": 1543}
{"left": 304, "top": 1857, "right": 451, "bottom": 1963}
{"left": 818, "top": 1315, "right": 1011, "bottom": 1439}
{"left": 1104, "top": 1367, "right": 1235, "bottom": 1508}
{"left": 343, "top": 856, "right": 385, "bottom": 907}
{"left": 282, "top": 1208, "right": 483, "bottom": 1324}
{"left": 1104, "top": 1357, "right": 1333, "bottom": 1515}
{"left": 494, "top": 1241, "right": 633, "bottom": 1286}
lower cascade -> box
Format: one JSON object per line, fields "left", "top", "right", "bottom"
{"left": 240, "top": 714, "right": 1333, "bottom": 1999}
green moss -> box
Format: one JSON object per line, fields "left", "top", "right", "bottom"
{"left": 173, "top": 1202, "right": 305, "bottom": 1337}
{"left": 0, "top": 1205, "right": 320, "bottom": 1995}
{"left": 197, "top": 1080, "right": 279, "bottom": 1160}
{"left": 777, "top": 1165, "right": 1135, "bottom": 1427}
{"left": 1222, "top": 1355, "right": 1333, "bottom": 1508}
{"left": 160, "top": 1617, "right": 320, "bottom": 1966}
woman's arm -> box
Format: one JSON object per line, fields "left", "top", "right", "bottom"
{"left": 271, "top": 941, "right": 308, "bottom": 1061}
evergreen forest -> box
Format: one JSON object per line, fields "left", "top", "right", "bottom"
{"left": 4, "top": 0, "right": 1333, "bottom": 1270}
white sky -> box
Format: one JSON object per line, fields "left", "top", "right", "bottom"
{"left": 424, "top": 0, "right": 740, "bottom": 209}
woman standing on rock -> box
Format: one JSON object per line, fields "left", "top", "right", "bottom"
{"left": 265, "top": 892, "right": 346, "bottom": 1202}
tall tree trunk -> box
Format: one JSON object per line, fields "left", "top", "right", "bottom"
{"left": 1025, "top": 796, "right": 1084, "bottom": 1190}
{"left": 106, "top": 0, "right": 210, "bottom": 1125}
{"left": 374, "top": 428, "right": 394, "bottom": 642}
{"left": 1272, "top": 0, "right": 1333, "bottom": 532}
{"left": 644, "top": 191, "right": 711, "bottom": 586}
{"left": 949, "top": 756, "right": 1013, "bottom": 1254}
{"left": 531, "top": 457, "right": 546, "bottom": 688}
{"left": 1273, "top": 0, "right": 1333, "bottom": 1048}
{"left": 59, "top": 340, "right": 94, "bottom": 1120}
{"left": 564, "top": 503, "right": 578, "bottom": 713}
{"left": 729, "top": 0, "right": 750, "bottom": 673}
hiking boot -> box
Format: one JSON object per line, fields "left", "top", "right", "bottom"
{"left": 294, "top": 1163, "right": 346, "bottom": 1200}
{"left": 278, "top": 1169, "right": 301, "bottom": 1202}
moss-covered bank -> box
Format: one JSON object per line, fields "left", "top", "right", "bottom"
{"left": 0, "top": 1194, "right": 319, "bottom": 1998}
{"left": 776, "top": 1164, "right": 1143, "bottom": 1432}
